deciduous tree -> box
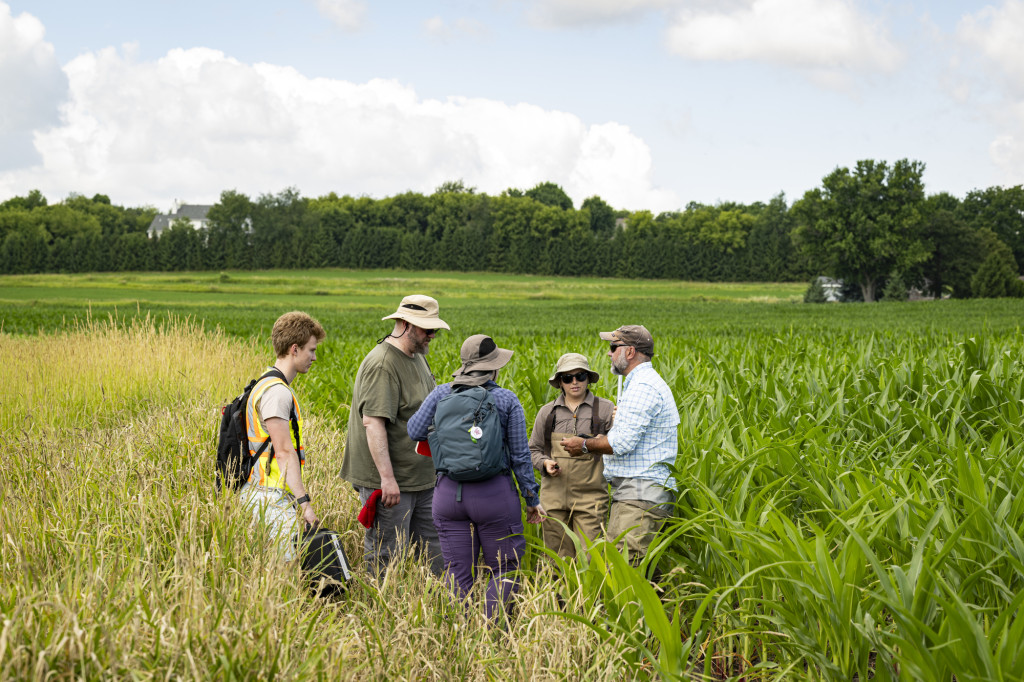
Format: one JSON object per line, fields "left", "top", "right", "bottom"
{"left": 959, "top": 185, "right": 1024, "bottom": 268}
{"left": 792, "top": 159, "right": 928, "bottom": 302}
{"left": 207, "top": 190, "right": 254, "bottom": 270}
{"left": 914, "top": 193, "right": 983, "bottom": 298}
{"left": 581, "top": 195, "right": 616, "bottom": 239}
{"left": 525, "top": 182, "right": 573, "bottom": 210}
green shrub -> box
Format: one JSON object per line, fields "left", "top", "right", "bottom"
{"left": 804, "top": 277, "right": 828, "bottom": 303}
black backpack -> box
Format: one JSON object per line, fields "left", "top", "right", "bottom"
{"left": 427, "top": 385, "right": 508, "bottom": 484}
{"left": 298, "top": 526, "right": 353, "bottom": 598}
{"left": 216, "top": 368, "right": 299, "bottom": 492}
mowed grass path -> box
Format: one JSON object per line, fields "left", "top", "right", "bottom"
{"left": 0, "top": 269, "right": 806, "bottom": 306}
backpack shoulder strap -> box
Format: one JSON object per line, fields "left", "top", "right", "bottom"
{"left": 249, "top": 367, "right": 296, "bottom": 474}
{"left": 251, "top": 367, "right": 288, "bottom": 399}
{"left": 249, "top": 368, "right": 289, "bottom": 422}
{"left": 290, "top": 401, "right": 301, "bottom": 454}
{"left": 592, "top": 396, "right": 614, "bottom": 435}
{"left": 264, "top": 367, "right": 286, "bottom": 382}
{"left": 541, "top": 402, "right": 556, "bottom": 450}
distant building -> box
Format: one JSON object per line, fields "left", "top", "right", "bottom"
{"left": 815, "top": 276, "right": 843, "bottom": 302}
{"left": 147, "top": 203, "right": 213, "bottom": 238}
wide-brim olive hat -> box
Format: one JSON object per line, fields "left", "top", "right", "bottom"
{"left": 382, "top": 294, "right": 450, "bottom": 330}
{"left": 452, "top": 334, "right": 513, "bottom": 377}
{"left": 548, "top": 352, "right": 600, "bottom": 388}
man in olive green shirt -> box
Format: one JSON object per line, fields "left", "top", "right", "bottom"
{"left": 340, "top": 295, "right": 448, "bottom": 576}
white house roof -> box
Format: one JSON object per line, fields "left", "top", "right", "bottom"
{"left": 147, "top": 204, "right": 213, "bottom": 238}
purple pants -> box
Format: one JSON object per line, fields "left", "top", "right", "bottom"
{"left": 432, "top": 474, "right": 526, "bottom": 619}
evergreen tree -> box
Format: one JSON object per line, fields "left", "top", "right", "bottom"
{"left": 881, "top": 271, "right": 909, "bottom": 301}
{"left": 804, "top": 278, "right": 828, "bottom": 303}
{"left": 971, "top": 240, "right": 1024, "bottom": 298}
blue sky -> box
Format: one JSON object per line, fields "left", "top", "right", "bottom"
{"left": 2, "top": 1, "right": 1023, "bottom": 213}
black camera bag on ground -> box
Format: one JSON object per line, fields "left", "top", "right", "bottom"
{"left": 298, "top": 526, "right": 353, "bottom": 598}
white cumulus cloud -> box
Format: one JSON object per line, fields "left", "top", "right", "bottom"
{"left": 521, "top": 0, "right": 678, "bottom": 28}
{"left": 313, "top": 0, "right": 367, "bottom": 32}
{"left": 956, "top": 1, "right": 1024, "bottom": 185}
{"left": 0, "top": 2, "right": 67, "bottom": 170}
{"left": 0, "top": 46, "right": 676, "bottom": 212}
{"left": 423, "top": 16, "right": 488, "bottom": 43}
{"left": 665, "top": 0, "right": 903, "bottom": 73}
{"left": 957, "top": 1, "right": 1024, "bottom": 94}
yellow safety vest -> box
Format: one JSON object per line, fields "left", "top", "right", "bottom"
{"left": 245, "top": 370, "right": 304, "bottom": 490}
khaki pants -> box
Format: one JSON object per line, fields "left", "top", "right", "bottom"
{"left": 606, "top": 477, "right": 673, "bottom": 565}
{"left": 240, "top": 483, "right": 300, "bottom": 562}
{"left": 540, "top": 432, "right": 609, "bottom": 558}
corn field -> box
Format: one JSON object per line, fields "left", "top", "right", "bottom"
{"left": 1, "top": 279, "right": 1022, "bottom": 680}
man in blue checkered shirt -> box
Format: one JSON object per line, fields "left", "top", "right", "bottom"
{"left": 562, "top": 325, "right": 679, "bottom": 564}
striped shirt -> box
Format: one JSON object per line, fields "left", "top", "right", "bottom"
{"left": 605, "top": 362, "right": 680, "bottom": 488}
{"left": 407, "top": 381, "right": 541, "bottom": 508}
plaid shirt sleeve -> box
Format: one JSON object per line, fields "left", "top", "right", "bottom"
{"left": 406, "top": 384, "right": 451, "bottom": 441}
{"left": 494, "top": 387, "right": 541, "bottom": 508}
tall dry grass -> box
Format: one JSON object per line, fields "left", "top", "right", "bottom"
{"left": 0, "top": 317, "right": 663, "bottom": 681}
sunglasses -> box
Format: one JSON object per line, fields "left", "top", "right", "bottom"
{"left": 560, "top": 371, "right": 590, "bottom": 384}
{"left": 610, "top": 344, "right": 630, "bottom": 353}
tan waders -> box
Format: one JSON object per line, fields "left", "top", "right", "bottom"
{"left": 540, "top": 432, "right": 609, "bottom": 558}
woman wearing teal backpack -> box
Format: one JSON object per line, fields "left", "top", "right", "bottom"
{"left": 408, "top": 334, "right": 544, "bottom": 621}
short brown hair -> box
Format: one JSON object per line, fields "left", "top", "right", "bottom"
{"left": 272, "top": 311, "right": 326, "bottom": 357}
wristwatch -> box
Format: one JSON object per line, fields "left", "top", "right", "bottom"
{"left": 580, "top": 438, "right": 589, "bottom": 454}
{"left": 295, "top": 494, "right": 311, "bottom": 506}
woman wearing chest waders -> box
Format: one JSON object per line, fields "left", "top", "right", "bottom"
{"left": 529, "top": 353, "right": 615, "bottom": 559}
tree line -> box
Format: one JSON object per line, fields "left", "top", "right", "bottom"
{"left": 1, "top": 164, "right": 1022, "bottom": 300}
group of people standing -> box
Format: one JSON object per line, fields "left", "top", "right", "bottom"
{"left": 240, "top": 294, "right": 679, "bottom": 618}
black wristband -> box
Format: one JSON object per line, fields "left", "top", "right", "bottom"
{"left": 295, "top": 494, "right": 310, "bottom": 506}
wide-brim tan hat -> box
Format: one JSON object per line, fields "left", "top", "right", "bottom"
{"left": 452, "top": 334, "right": 513, "bottom": 377}
{"left": 548, "top": 353, "right": 600, "bottom": 388}
{"left": 382, "top": 294, "right": 450, "bottom": 330}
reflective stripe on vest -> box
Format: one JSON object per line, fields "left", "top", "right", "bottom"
{"left": 245, "top": 371, "right": 304, "bottom": 489}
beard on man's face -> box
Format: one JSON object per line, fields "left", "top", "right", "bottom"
{"left": 410, "top": 326, "right": 432, "bottom": 355}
